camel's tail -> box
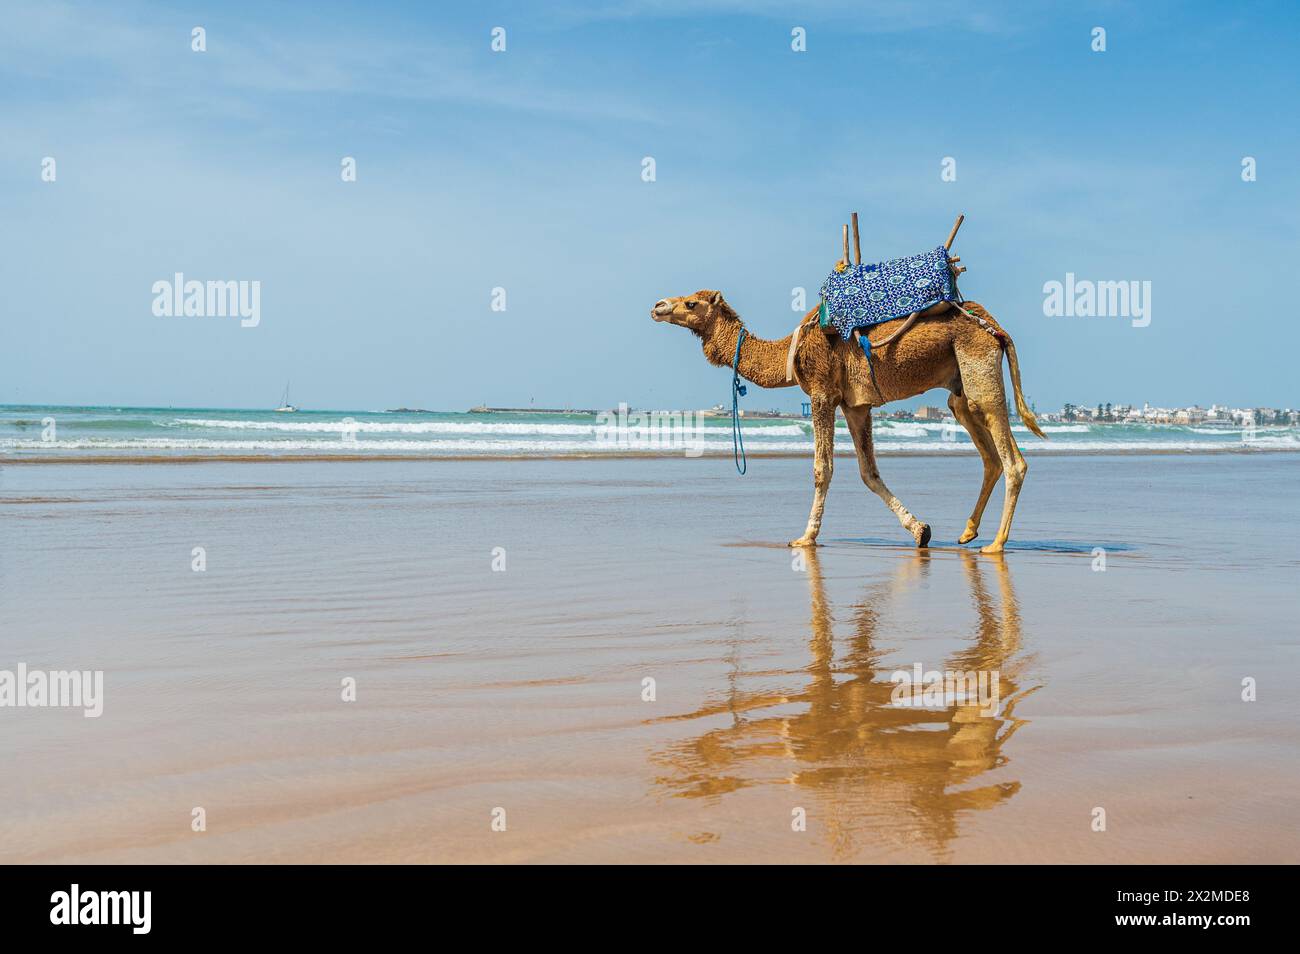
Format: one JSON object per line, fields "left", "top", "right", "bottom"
{"left": 956, "top": 302, "right": 1047, "bottom": 440}
{"left": 1004, "top": 338, "right": 1047, "bottom": 440}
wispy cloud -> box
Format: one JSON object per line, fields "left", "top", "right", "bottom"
{"left": 0, "top": 1, "right": 663, "bottom": 126}
{"left": 539, "top": 0, "right": 1029, "bottom": 33}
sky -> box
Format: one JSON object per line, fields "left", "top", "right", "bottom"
{"left": 2, "top": 0, "right": 1298, "bottom": 413}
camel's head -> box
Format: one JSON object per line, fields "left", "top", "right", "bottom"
{"left": 650, "top": 290, "right": 736, "bottom": 335}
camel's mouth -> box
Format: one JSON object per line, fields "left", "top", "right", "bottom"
{"left": 651, "top": 301, "right": 675, "bottom": 323}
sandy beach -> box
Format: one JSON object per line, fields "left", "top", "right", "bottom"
{"left": 1, "top": 453, "right": 1297, "bottom": 863}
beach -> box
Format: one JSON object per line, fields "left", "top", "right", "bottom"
{"left": 1, "top": 452, "right": 1297, "bottom": 863}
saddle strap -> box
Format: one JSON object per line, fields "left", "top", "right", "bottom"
{"left": 785, "top": 304, "right": 821, "bottom": 383}
{"left": 951, "top": 301, "right": 1008, "bottom": 346}
{"left": 864, "top": 309, "right": 922, "bottom": 350}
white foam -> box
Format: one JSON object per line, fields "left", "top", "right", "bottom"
{"left": 7, "top": 436, "right": 1299, "bottom": 455}
{"left": 174, "top": 417, "right": 599, "bottom": 435}
{"left": 171, "top": 416, "right": 816, "bottom": 438}
{"left": 875, "top": 423, "right": 933, "bottom": 438}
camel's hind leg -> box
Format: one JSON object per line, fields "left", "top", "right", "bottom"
{"left": 956, "top": 345, "right": 1028, "bottom": 554}
{"left": 947, "top": 393, "right": 1003, "bottom": 545}
{"left": 790, "top": 394, "right": 836, "bottom": 547}
{"left": 842, "top": 404, "right": 930, "bottom": 547}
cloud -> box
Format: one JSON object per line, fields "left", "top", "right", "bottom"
{"left": 539, "top": 0, "right": 1025, "bottom": 34}
{"left": 0, "top": 1, "right": 663, "bottom": 127}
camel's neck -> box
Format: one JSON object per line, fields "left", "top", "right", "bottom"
{"left": 702, "top": 321, "right": 795, "bottom": 390}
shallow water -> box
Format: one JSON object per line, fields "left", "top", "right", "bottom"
{"left": 0, "top": 454, "right": 1296, "bottom": 862}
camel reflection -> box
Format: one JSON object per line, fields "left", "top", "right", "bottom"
{"left": 650, "top": 549, "right": 1036, "bottom": 860}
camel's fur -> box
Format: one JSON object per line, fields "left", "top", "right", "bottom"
{"left": 651, "top": 290, "right": 1046, "bottom": 553}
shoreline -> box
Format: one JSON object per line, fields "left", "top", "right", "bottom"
{"left": 3, "top": 445, "right": 1296, "bottom": 465}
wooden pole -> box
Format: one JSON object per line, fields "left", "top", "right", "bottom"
{"left": 851, "top": 212, "right": 862, "bottom": 265}
{"left": 842, "top": 224, "right": 850, "bottom": 265}
{"left": 944, "top": 213, "right": 965, "bottom": 251}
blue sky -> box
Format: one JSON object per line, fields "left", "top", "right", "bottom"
{"left": 3, "top": 1, "right": 1298, "bottom": 412}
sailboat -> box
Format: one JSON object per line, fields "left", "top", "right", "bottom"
{"left": 274, "top": 383, "right": 297, "bottom": 413}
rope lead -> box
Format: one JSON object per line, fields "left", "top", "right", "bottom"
{"left": 731, "top": 329, "right": 747, "bottom": 475}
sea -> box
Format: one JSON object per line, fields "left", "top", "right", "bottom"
{"left": 2, "top": 405, "right": 1298, "bottom": 458}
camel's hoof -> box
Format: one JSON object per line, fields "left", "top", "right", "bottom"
{"left": 789, "top": 537, "right": 817, "bottom": 548}
{"left": 958, "top": 528, "right": 978, "bottom": 545}
{"left": 914, "top": 524, "right": 931, "bottom": 548}
{"left": 980, "top": 542, "right": 1005, "bottom": 555}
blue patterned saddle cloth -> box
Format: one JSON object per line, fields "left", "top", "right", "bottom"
{"left": 819, "top": 246, "right": 958, "bottom": 344}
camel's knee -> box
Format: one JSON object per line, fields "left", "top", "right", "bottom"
{"left": 1006, "top": 456, "right": 1027, "bottom": 490}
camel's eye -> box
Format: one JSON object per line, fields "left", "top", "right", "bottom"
{"left": 685, "top": 300, "right": 697, "bottom": 310}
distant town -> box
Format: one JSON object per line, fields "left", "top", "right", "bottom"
{"left": 806, "top": 400, "right": 1298, "bottom": 426}
{"left": 748, "top": 401, "right": 1298, "bottom": 426}
{"left": 909, "top": 402, "right": 1300, "bottom": 426}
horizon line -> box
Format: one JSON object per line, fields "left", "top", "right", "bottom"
{"left": 3, "top": 399, "right": 1298, "bottom": 415}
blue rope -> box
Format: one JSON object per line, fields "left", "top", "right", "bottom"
{"left": 858, "top": 330, "right": 878, "bottom": 392}
{"left": 731, "top": 328, "right": 748, "bottom": 475}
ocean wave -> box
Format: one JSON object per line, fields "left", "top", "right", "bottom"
{"left": 7, "top": 436, "right": 1300, "bottom": 455}
{"left": 876, "top": 420, "right": 948, "bottom": 432}
{"left": 174, "top": 417, "right": 600, "bottom": 435}
{"left": 875, "top": 423, "right": 934, "bottom": 438}
{"left": 171, "top": 417, "right": 814, "bottom": 437}
{"left": 4, "top": 437, "right": 823, "bottom": 453}
{"left": 1241, "top": 435, "right": 1300, "bottom": 447}
{"left": 736, "top": 423, "right": 810, "bottom": 436}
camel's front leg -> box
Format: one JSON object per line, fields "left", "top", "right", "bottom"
{"left": 842, "top": 404, "right": 931, "bottom": 547}
{"left": 789, "top": 395, "right": 836, "bottom": 547}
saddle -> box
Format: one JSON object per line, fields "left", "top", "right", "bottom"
{"left": 819, "top": 245, "right": 961, "bottom": 349}
{"left": 785, "top": 213, "right": 969, "bottom": 385}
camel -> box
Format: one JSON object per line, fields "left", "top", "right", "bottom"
{"left": 651, "top": 291, "right": 1047, "bottom": 553}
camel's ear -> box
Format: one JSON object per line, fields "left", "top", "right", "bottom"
{"left": 710, "top": 291, "right": 724, "bottom": 306}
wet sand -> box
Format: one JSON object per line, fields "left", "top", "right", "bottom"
{"left": 1, "top": 454, "right": 1297, "bottom": 863}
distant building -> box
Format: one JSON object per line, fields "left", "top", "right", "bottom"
{"left": 1054, "top": 400, "right": 1289, "bottom": 428}
{"left": 914, "top": 406, "right": 946, "bottom": 421}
